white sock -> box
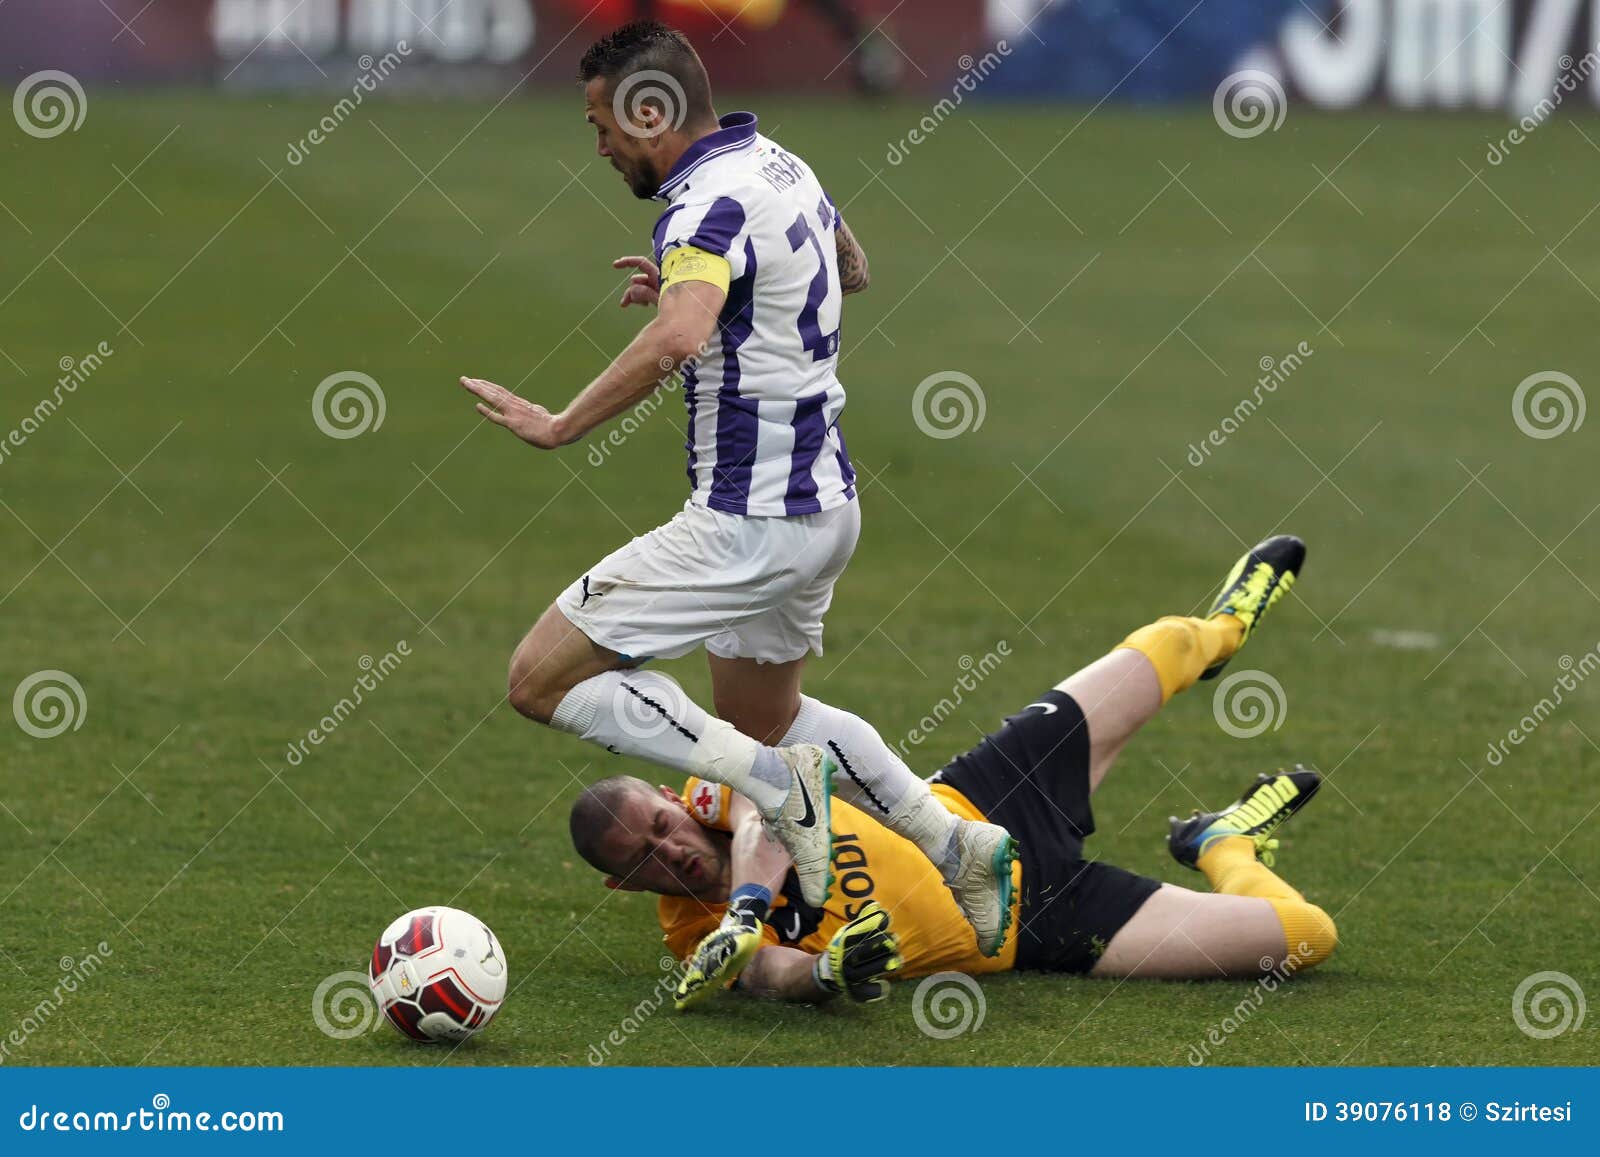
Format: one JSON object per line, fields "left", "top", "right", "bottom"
{"left": 549, "top": 670, "right": 792, "bottom": 816}
{"left": 780, "top": 695, "right": 960, "bottom": 875}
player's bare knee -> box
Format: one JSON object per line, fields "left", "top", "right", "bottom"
{"left": 507, "top": 648, "right": 563, "bottom": 723}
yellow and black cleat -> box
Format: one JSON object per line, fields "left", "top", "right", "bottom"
{"left": 1200, "top": 534, "right": 1306, "bottom": 680}
{"left": 1168, "top": 766, "right": 1321, "bottom": 870}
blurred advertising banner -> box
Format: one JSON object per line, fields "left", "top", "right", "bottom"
{"left": 986, "top": 0, "right": 1600, "bottom": 116}
{"left": 0, "top": 0, "right": 982, "bottom": 94}
{"left": 2, "top": 0, "right": 1597, "bottom": 116}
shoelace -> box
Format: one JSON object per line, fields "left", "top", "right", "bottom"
{"left": 1193, "top": 802, "right": 1288, "bottom": 866}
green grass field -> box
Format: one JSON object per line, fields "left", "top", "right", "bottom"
{"left": 2, "top": 89, "right": 1598, "bottom": 1067}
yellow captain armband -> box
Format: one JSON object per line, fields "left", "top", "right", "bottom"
{"left": 660, "top": 245, "right": 731, "bottom": 294}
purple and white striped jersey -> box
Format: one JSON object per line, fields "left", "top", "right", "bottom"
{"left": 653, "top": 112, "right": 856, "bottom": 517}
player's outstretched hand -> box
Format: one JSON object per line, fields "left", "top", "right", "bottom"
{"left": 613, "top": 255, "right": 660, "bottom": 308}
{"left": 459, "top": 377, "right": 571, "bottom": 449}
{"left": 814, "top": 901, "right": 903, "bottom": 1004}
{"left": 674, "top": 907, "right": 764, "bottom": 1011}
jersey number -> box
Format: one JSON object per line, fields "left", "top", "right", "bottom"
{"left": 785, "top": 203, "right": 840, "bottom": 362}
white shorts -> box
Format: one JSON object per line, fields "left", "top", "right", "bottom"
{"left": 556, "top": 499, "right": 861, "bottom": 664}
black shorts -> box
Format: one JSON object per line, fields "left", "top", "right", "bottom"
{"left": 929, "top": 688, "right": 1162, "bottom": 974}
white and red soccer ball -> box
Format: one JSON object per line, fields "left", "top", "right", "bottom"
{"left": 369, "top": 906, "right": 507, "bottom": 1043}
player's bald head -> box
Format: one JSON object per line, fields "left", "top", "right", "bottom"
{"left": 568, "top": 775, "right": 729, "bottom": 899}
{"left": 568, "top": 775, "right": 656, "bottom": 874}
{"left": 578, "top": 20, "right": 717, "bottom": 134}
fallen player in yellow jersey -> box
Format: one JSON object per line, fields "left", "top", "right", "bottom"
{"left": 567, "top": 533, "right": 1338, "bottom": 1006}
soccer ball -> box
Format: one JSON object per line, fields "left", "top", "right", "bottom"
{"left": 368, "top": 906, "right": 508, "bottom": 1043}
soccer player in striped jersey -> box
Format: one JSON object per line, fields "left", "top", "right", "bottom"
{"left": 457, "top": 21, "right": 1015, "bottom": 956}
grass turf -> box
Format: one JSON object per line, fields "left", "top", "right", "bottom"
{"left": 2, "top": 90, "right": 1597, "bottom": 1067}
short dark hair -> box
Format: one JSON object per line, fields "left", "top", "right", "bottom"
{"left": 569, "top": 775, "right": 652, "bottom": 874}
{"left": 577, "top": 20, "right": 715, "bottom": 129}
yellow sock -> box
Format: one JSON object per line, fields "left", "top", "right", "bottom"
{"left": 1116, "top": 614, "right": 1244, "bottom": 703}
{"left": 1197, "top": 835, "right": 1303, "bottom": 900}
{"left": 1270, "top": 897, "right": 1338, "bottom": 970}
{"left": 1199, "top": 836, "right": 1337, "bottom": 969}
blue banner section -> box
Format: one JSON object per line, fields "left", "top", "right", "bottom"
{"left": 988, "top": 0, "right": 1302, "bottom": 99}
{"left": 1, "top": 1067, "right": 1595, "bottom": 1151}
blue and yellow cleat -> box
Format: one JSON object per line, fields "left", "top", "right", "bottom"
{"left": 1200, "top": 534, "right": 1306, "bottom": 680}
{"left": 1168, "top": 766, "right": 1321, "bottom": 870}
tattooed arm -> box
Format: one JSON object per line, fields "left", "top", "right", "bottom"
{"left": 835, "top": 215, "right": 870, "bottom": 295}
